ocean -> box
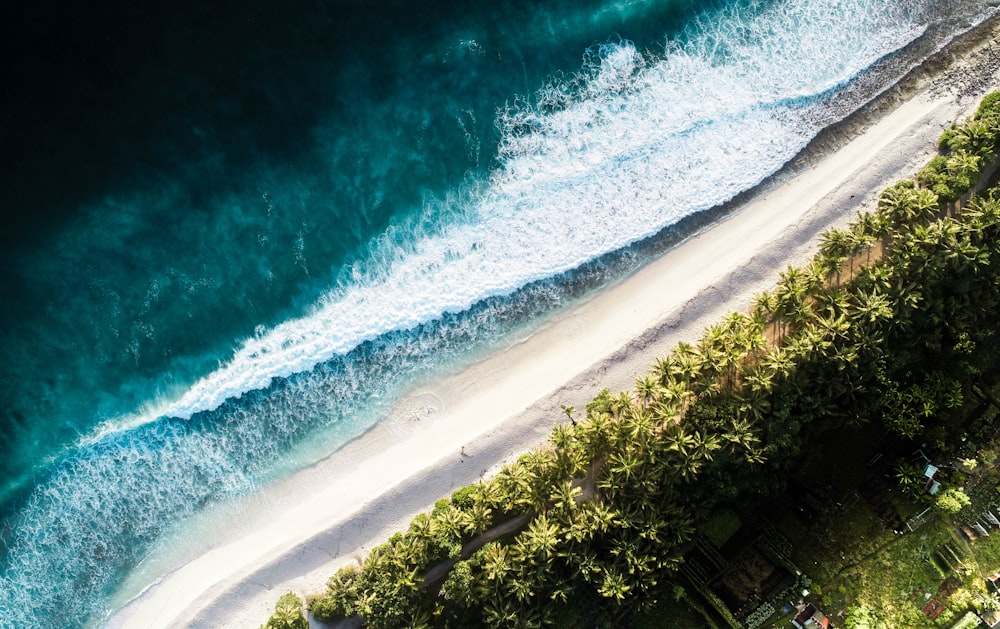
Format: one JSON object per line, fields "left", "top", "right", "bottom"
{"left": 0, "top": 0, "right": 991, "bottom": 625}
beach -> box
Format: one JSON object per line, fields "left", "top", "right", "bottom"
{"left": 107, "top": 17, "right": 1000, "bottom": 629}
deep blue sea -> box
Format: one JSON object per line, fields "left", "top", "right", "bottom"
{"left": 0, "top": 0, "right": 992, "bottom": 625}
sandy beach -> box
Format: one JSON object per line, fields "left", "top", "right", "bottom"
{"left": 107, "top": 17, "right": 1000, "bottom": 629}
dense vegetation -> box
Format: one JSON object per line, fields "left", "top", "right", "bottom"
{"left": 261, "top": 592, "right": 309, "bottom": 629}
{"left": 299, "top": 92, "right": 1000, "bottom": 628}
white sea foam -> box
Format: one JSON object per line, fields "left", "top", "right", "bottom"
{"left": 159, "top": 0, "right": 923, "bottom": 421}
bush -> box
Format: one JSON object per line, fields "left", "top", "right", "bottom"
{"left": 308, "top": 564, "right": 360, "bottom": 622}
{"left": 440, "top": 559, "right": 476, "bottom": 606}
{"left": 976, "top": 91, "right": 1000, "bottom": 120}
{"left": 450, "top": 484, "right": 477, "bottom": 508}
{"left": 917, "top": 157, "right": 957, "bottom": 202}
{"left": 844, "top": 603, "right": 880, "bottom": 629}
{"left": 917, "top": 152, "right": 981, "bottom": 203}
{"left": 934, "top": 488, "right": 971, "bottom": 516}
{"left": 262, "top": 592, "right": 308, "bottom": 629}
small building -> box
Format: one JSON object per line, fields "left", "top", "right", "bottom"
{"left": 914, "top": 450, "right": 942, "bottom": 495}
{"left": 979, "top": 608, "right": 1000, "bottom": 629}
{"left": 925, "top": 463, "right": 941, "bottom": 495}
{"left": 792, "top": 603, "right": 830, "bottom": 629}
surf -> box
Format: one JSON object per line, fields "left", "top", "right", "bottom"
{"left": 150, "top": 0, "right": 926, "bottom": 423}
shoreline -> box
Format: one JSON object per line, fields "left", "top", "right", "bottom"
{"left": 108, "top": 19, "right": 1000, "bottom": 629}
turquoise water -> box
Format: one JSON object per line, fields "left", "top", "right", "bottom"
{"left": 0, "top": 0, "right": 990, "bottom": 625}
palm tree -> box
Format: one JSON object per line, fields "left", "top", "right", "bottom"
{"left": 814, "top": 287, "right": 850, "bottom": 337}
{"left": 660, "top": 425, "right": 703, "bottom": 483}
{"left": 947, "top": 149, "right": 982, "bottom": 182}
{"left": 912, "top": 187, "right": 942, "bottom": 221}
{"left": 580, "top": 409, "right": 615, "bottom": 461}
{"left": 775, "top": 266, "right": 811, "bottom": 335}
{"left": 560, "top": 404, "right": 576, "bottom": 426}
{"left": 482, "top": 594, "right": 522, "bottom": 627}
{"left": 517, "top": 452, "right": 559, "bottom": 511}
{"left": 690, "top": 430, "right": 722, "bottom": 463}
{"left": 944, "top": 119, "right": 996, "bottom": 161}
{"left": 742, "top": 364, "right": 774, "bottom": 398}
{"left": 266, "top": 593, "right": 308, "bottom": 629}
{"left": 761, "top": 345, "right": 793, "bottom": 378}
{"left": 894, "top": 461, "right": 928, "bottom": 501}
{"left": 408, "top": 512, "right": 440, "bottom": 542}
{"left": 878, "top": 180, "right": 919, "bottom": 225}
{"left": 850, "top": 287, "right": 893, "bottom": 333}
{"left": 617, "top": 390, "right": 637, "bottom": 418}
{"left": 656, "top": 378, "right": 690, "bottom": 408}
{"left": 753, "top": 290, "right": 779, "bottom": 340}
{"left": 601, "top": 450, "right": 644, "bottom": 495}
{"left": 471, "top": 479, "right": 505, "bottom": 513}
{"left": 651, "top": 356, "right": 674, "bottom": 386}
{"left": 550, "top": 424, "right": 587, "bottom": 480}
{"left": 850, "top": 216, "right": 880, "bottom": 266}
{"left": 663, "top": 423, "right": 696, "bottom": 458}
{"left": 572, "top": 547, "right": 603, "bottom": 579}
{"left": 623, "top": 406, "right": 655, "bottom": 448}
{"left": 860, "top": 208, "right": 893, "bottom": 254}
{"left": 518, "top": 512, "right": 561, "bottom": 564}
{"left": 598, "top": 567, "right": 632, "bottom": 601}
{"left": 491, "top": 460, "right": 538, "bottom": 513}
{"left": 649, "top": 397, "right": 681, "bottom": 429}
{"left": 466, "top": 499, "right": 494, "bottom": 536}
{"left": 690, "top": 345, "right": 723, "bottom": 397}
{"left": 634, "top": 375, "right": 660, "bottom": 409}
{"left": 548, "top": 480, "right": 581, "bottom": 521}
{"left": 479, "top": 542, "right": 511, "bottom": 586}
{"left": 573, "top": 499, "right": 618, "bottom": 540}
{"left": 671, "top": 341, "right": 703, "bottom": 386}
{"left": 438, "top": 504, "right": 475, "bottom": 541}
{"left": 819, "top": 227, "right": 852, "bottom": 284}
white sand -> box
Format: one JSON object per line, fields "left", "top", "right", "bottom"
{"left": 108, "top": 35, "right": 999, "bottom": 629}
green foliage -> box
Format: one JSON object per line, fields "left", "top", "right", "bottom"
{"left": 880, "top": 373, "right": 963, "bottom": 440}
{"left": 923, "top": 94, "right": 1000, "bottom": 202}
{"left": 450, "top": 485, "right": 477, "bottom": 508}
{"left": 950, "top": 611, "right": 983, "bottom": 629}
{"left": 975, "top": 91, "right": 1000, "bottom": 120}
{"left": 895, "top": 460, "right": 929, "bottom": 501}
{"left": 261, "top": 592, "right": 308, "bottom": 629}
{"left": 935, "top": 607, "right": 956, "bottom": 627}
{"left": 440, "top": 560, "right": 476, "bottom": 606}
{"left": 935, "top": 487, "right": 972, "bottom": 516}
{"left": 701, "top": 510, "right": 741, "bottom": 547}
{"left": 308, "top": 564, "right": 360, "bottom": 621}
{"left": 917, "top": 153, "right": 979, "bottom": 202}
{"left": 942, "top": 120, "right": 997, "bottom": 161}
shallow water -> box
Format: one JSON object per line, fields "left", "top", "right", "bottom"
{"left": 0, "top": 0, "right": 992, "bottom": 625}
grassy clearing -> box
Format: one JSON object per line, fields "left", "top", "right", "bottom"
{"left": 764, "top": 441, "right": 1000, "bottom": 628}
{"left": 629, "top": 593, "right": 714, "bottom": 629}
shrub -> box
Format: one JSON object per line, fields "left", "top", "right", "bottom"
{"left": 262, "top": 592, "right": 308, "bottom": 629}
{"left": 844, "top": 603, "right": 880, "bottom": 629}
{"left": 934, "top": 488, "right": 971, "bottom": 516}
{"left": 450, "top": 485, "right": 477, "bottom": 508}
{"left": 975, "top": 91, "right": 1000, "bottom": 120}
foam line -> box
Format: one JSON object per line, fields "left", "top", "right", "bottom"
{"left": 160, "top": 0, "right": 922, "bottom": 422}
